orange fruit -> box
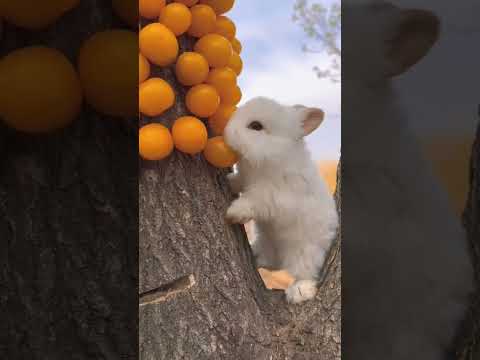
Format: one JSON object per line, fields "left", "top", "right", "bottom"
{"left": 208, "top": 104, "right": 236, "bottom": 135}
{"left": 174, "top": 0, "right": 199, "bottom": 6}
{"left": 194, "top": 34, "right": 232, "bottom": 68}
{"left": 188, "top": 4, "right": 216, "bottom": 37}
{"left": 139, "top": 23, "right": 178, "bottom": 66}
{"left": 139, "top": 53, "right": 150, "bottom": 83}
{"left": 186, "top": 84, "right": 220, "bottom": 118}
{"left": 139, "top": 0, "right": 165, "bottom": 19}
{"left": 203, "top": 136, "right": 238, "bottom": 168}
{"left": 218, "top": 84, "right": 241, "bottom": 105}
{"left": 172, "top": 116, "right": 208, "bottom": 154}
{"left": 78, "top": 30, "right": 137, "bottom": 118}
{"left": 0, "top": 46, "right": 82, "bottom": 133}
{"left": 199, "top": 0, "right": 234, "bottom": 15}
{"left": 159, "top": 3, "right": 192, "bottom": 36}
{"left": 139, "top": 123, "right": 174, "bottom": 160}
{"left": 112, "top": 0, "right": 137, "bottom": 27}
{"left": 206, "top": 67, "right": 237, "bottom": 93}
{"left": 215, "top": 16, "right": 236, "bottom": 39}
{"left": 139, "top": 78, "right": 175, "bottom": 117}
{"left": 228, "top": 51, "right": 243, "bottom": 75}
{"left": 1, "top": 0, "right": 80, "bottom": 29}
{"left": 175, "top": 52, "right": 209, "bottom": 86}
{"left": 231, "top": 37, "right": 242, "bottom": 54}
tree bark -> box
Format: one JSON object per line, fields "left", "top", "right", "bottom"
{"left": 457, "top": 121, "right": 480, "bottom": 360}
{"left": 139, "top": 32, "right": 341, "bottom": 360}
{"left": 1, "top": 2, "right": 137, "bottom": 359}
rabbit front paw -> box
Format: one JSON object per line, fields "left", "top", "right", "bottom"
{"left": 226, "top": 199, "right": 254, "bottom": 224}
{"left": 285, "top": 280, "right": 317, "bottom": 304}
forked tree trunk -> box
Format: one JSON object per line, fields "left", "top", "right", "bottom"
{"left": 139, "top": 34, "right": 342, "bottom": 360}
{"left": 0, "top": 3, "right": 138, "bottom": 359}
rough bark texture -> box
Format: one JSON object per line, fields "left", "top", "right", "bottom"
{"left": 0, "top": 2, "right": 138, "bottom": 359}
{"left": 457, "top": 121, "right": 480, "bottom": 360}
{"left": 139, "top": 25, "right": 341, "bottom": 360}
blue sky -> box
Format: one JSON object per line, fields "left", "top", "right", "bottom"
{"left": 228, "top": 0, "right": 341, "bottom": 161}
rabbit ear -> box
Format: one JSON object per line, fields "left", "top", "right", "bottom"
{"left": 296, "top": 106, "right": 325, "bottom": 136}
{"left": 385, "top": 9, "right": 440, "bottom": 77}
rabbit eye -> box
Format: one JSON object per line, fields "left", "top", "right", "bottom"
{"left": 248, "top": 121, "right": 263, "bottom": 131}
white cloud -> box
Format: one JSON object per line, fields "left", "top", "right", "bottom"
{"left": 239, "top": 52, "right": 340, "bottom": 113}
{"left": 233, "top": 15, "right": 299, "bottom": 46}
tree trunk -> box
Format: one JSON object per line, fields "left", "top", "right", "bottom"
{"left": 0, "top": 2, "right": 138, "bottom": 359}
{"left": 457, "top": 120, "right": 480, "bottom": 360}
{"left": 139, "top": 34, "right": 341, "bottom": 360}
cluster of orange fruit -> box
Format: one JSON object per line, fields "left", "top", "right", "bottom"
{"left": 0, "top": 1, "right": 137, "bottom": 132}
{"left": 138, "top": 0, "right": 241, "bottom": 168}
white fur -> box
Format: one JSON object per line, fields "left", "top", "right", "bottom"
{"left": 285, "top": 280, "right": 318, "bottom": 304}
{"left": 224, "top": 97, "right": 339, "bottom": 304}
{"left": 342, "top": 1, "right": 473, "bottom": 359}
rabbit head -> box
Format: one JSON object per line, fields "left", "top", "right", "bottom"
{"left": 224, "top": 97, "right": 324, "bottom": 166}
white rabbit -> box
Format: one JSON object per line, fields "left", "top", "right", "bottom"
{"left": 342, "top": 1, "right": 473, "bottom": 359}
{"left": 224, "top": 97, "right": 339, "bottom": 304}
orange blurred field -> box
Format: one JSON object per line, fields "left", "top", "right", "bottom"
{"left": 318, "top": 160, "right": 338, "bottom": 194}
{"left": 420, "top": 135, "right": 474, "bottom": 216}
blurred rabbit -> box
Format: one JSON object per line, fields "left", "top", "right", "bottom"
{"left": 342, "top": 1, "right": 473, "bottom": 359}
{"left": 224, "top": 97, "right": 339, "bottom": 304}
